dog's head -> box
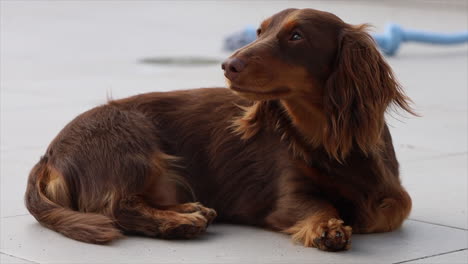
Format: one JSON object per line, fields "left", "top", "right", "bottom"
{"left": 223, "top": 8, "right": 340, "bottom": 101}
{"left": 223, "top": 8, "right": 414, "bottom": 159}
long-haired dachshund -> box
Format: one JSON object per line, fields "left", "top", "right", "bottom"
{"left": 25, "top": 8, "right": 414, "bottom": 251}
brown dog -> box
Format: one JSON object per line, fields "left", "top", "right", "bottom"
{"left": 25, "top": 8, "right": 414, "bottom": 251}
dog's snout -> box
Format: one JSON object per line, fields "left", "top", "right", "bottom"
{"left": 222, "top": 58, "right": 246, "bottom": 80}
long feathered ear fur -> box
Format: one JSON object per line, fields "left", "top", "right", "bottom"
{"left": 323, "top": 24, "right": 415, "bottom": 161}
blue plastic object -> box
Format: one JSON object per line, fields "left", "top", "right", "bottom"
{"left": 224, "top": 24, "right": 468, "bottom": 56}
{"left": 224, "top": 25, "right": 258, "bottom": 52}
{"left": 374, "top": 23, "right": 468, "bottom": 56}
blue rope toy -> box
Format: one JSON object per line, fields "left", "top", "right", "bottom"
{"left": 224, "top": 23, "right": 468, "bottom": 56}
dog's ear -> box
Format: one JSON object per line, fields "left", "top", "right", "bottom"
{"left": 323, "top": 24, "right": 414, "bottom": 161}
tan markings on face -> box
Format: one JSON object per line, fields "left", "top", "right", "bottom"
{"left": 272, "top": 62, "right": 313, "bottom": 93}
{"left": 282, "top": 13, "right": 300, "bottom": 32}
{"left": 260, "top": 18, "right": 272, "bottom": 33}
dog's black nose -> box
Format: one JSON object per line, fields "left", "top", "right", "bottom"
{"left": 222, "top": 58, "right": 246, "bottom": 80}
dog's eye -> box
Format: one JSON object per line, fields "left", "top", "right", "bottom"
{"left": 256, "top": 28, "right": 262, "bottom": 37}
{"left": 290, "top": 32, "right": 303, "bottom": 41}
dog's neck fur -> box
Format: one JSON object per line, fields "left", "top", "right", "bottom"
{"left": 231, "top": 98, "right": 327, "bottom": 162}
{"left": 231, "top": 94, "right": 386, "bottom": 163}
{"left": 280, "top": 96, "right": 326, "bottom": 148}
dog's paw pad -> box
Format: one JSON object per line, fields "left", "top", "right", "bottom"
{"left": 313, "top": 218, "right": 352, "bottom": 251}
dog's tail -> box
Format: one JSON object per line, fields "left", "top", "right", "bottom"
{"left": 24, "top": 156, "right": 122, "bottom": 244}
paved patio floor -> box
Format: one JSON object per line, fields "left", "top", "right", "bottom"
{"left": 1, "top": 1, "right": 467, "bottom": 263}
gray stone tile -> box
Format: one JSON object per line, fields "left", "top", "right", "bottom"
{"left": 388, "top": 108, "right": 467, "bottom": 157}
{"left": 0, "top": 107, "right": 86, "bottom": 151}
{"left": 401, "top": 154, "right": 468, "bottom": 230}
{"left": 403, "top": 249, "right": 468, "bottom": 264}
{"left": 1, "top": 215, "right": 467, "bottom": 264}
{"left": 1, "top": 151, "right": 40, "bottom": 218}
{"left": 0, "top": 253, "right": 36, "bottom": 264}
{"left": 391, "top": 47, "right": 468, "bottom": 113}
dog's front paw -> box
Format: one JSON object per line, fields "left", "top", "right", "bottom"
{"left": 287, "top": 217, "right": 352, "bottom": 251}
{"left": 313, "top": 218, "right": 352, "bottom": 251}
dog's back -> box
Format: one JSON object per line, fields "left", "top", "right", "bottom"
{"left": 25, "top": 88, "right": 290, "bottom": 242}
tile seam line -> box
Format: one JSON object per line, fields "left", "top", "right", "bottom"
{"left": 407, "top": 218, "right": 468, "bottom": 231}
{"left": 393, "top": 248, "right": 468, "bottom": 264}
{"left": 0, "top": 251, "right": 39, "bottom": 264}
{"left": 1, "top": 213, "right": 29, "bottom": 219}
{"left": 403, "top": 151, "right": 468, "bottom": 162}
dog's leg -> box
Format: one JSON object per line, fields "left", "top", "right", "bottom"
{"left": 115, "top": 196, "right": 211, "bottom": 239}
{"left": 266, "top": 200, "right": 352, "bottom": 251}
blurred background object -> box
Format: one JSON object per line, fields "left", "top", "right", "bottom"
{"left": 223, "top": 23, "right": 468, "bottom": 56}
